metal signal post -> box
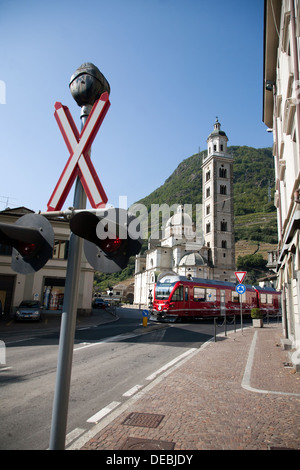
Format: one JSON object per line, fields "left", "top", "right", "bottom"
{"left": 49, "top": 64, "right": 110, "bottom": 450}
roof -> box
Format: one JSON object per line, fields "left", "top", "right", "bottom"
{"left": 207, "top": 118, "right": 228, "bottom": 141}
{"left": 179, "top": 252, "right": 207, "bottom": 266}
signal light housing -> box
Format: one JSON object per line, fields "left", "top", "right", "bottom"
{"left": 70, "top": 208, "right": 142, "bottom": 273}
{"left": 0, "top": 214, "right": 55, "bottom": 274}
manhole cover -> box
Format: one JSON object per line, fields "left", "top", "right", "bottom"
{"left": 122, "top": 412, "right": 165, "bottom": 428}
{"left": 119, "top": 437, "right": 175, "bottom": 450}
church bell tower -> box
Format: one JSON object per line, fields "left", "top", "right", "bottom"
{"left": 202, "top": 118, "right": 235, "bottom": 281}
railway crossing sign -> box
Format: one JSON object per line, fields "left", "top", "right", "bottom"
{"left": 47, "top": 92, "right": 110, "bottom": 212}
{"left": 235, "top": 271, "right": 247, "bottom": 283}
{"left": 236, "top": 284, "right": 246, "bottom": 295}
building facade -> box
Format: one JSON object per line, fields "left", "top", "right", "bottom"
{"left": 134, "top": 120, "right": 236, "bottom": 306}
{"left": 263, "top": 0, "right": 300, "bottom": 368}
{"left": 0, "top": 207, "right": 94, "bottom": 316}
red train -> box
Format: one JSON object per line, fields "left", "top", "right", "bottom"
{"left": 150, "top": 272, "right": 281, "bottom": 321}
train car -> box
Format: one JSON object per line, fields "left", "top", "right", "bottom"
{"left": 151, "top": 271, "right": 281, "bottom": 322}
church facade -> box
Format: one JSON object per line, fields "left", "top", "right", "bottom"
{"left": 134, "top": 120, "right": 236, "bottom": 306}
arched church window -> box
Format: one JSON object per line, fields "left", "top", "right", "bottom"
{"left": 219, "top": 167, "right": 227, "bottom": 178}
{"left": 220, "top": 220, "right": 227, "bottom": 231}
{"left": 220, "top": 185, "right": 227, "bottom": 194}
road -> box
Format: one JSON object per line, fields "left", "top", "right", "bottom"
{"left": 0, "top": 307, "right": 234, "bottom": 450}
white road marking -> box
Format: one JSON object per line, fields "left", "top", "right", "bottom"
{"left": 122, "top": 384, "right": 143, "bottom": 397}
{"left": 73, "top": 332, "right": 141, "bottom": 352}
{"left": 65, "top": 427, "right": 86, "bottom": 446}
{"left": 87, "top": 401, "right": 121, "bottom": 423}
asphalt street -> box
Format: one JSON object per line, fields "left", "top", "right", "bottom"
{"left": 0, "top": 307, "right": 225, "bottom": 450}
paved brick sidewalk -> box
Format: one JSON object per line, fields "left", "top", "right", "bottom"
{"left": 78, "top": 324, "right": 300, "bottom": 451}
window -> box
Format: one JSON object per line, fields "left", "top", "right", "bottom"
{"left": 220, "top": 144, "right": 223, "bottom": 151}
{"left": 232, "top": 292, "right": 239, "bottom": 303}
{"left": 206, "top": 171, "right": 211, "bottom": 181}
{"left": 219, "top": 167, "right": 227, "bottom": 178}
{"left": 155, "top": 282, "right": 175, "bottom": 300}
{"left": 206, "top": 223, "right": 211, "bottom": 233}
{"left": 267, "top": 294, "right": 273, "bottom": 304}
{"left": 260, "top": 294, "right": 267, "bottom": 304}
{"left": 221, "top": 240, "right": 227, "bottom": 248}
{"left": 52, "top": 240, "right": 69, "bottom": 260}
{"left": 206, "top": 187, "right": 210, "bottom": 198}
{"left": 194, "top": 287, "right": 205, "bottom": 301}
{"left": 220, "top": 185, "right": 227, "bottom": 194}
{"left": 206, "top": 288, "right": 216, "bottom": 301}
{"left": 214, "top": 145, "right": 217, "bottom": 151}
{"left": 206, "top": 205, "right": 210, "bottom": 215}
{"left": 220, "top": 220, "right": 227, "bottom": 231}
{"left": 0, "top": 244, "right": 12, "bottom": 256}
{"left": 171, "top": 285, "right": 183, "bottom": 302}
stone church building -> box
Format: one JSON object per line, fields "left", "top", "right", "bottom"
{"left": 134, "top": 119, "right": 236, "bottom": 306}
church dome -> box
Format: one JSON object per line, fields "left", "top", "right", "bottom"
{"left": 179, "top": 252, "right": 207, "bottom": 267}
{"left": 166, "top": 206, "right": 192, "bottom": 228}
{"left": 207, "top": 118, "right": 227, "bottom": 140}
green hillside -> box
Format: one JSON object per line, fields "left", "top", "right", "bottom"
{"left": 139, "top": 146, "right": 275, "bottom": 215}
{"left": 94, "top": 146, "right": 278, "bottom": 291}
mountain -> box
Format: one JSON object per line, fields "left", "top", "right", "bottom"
{"left": 94, "top": 146, "right": 278, "bottom": 291}
{"left": 137, "top": 146, "right": 277, "bottom": 244}
{"left": 138, "top": 146, "right": 274, "bottom": 213}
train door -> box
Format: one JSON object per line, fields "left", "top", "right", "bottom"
{"left": 220, "top": 290, "right": 226, "bottom": 316}
{"left": 184, "top": 286, "right": 189, "bottom": 316}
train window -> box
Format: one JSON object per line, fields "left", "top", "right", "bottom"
{"left": 206, "top": 288, "right": 216, "bottom": 301}
{"left": 267, "top": 294, "right": 273, "bottom": 304}
{"left": 155, "top": 283, "right": 175, "bottom": 300}
{"left": 194, "top": 287, "right": 206, "bottom": 301}
{"left": 260, "top": 294, "right": 267, "bottom": 304}
{"left": 232, "top": 292, "right": 239, "bottom": 303}
{"left": 171, "top": 286, "right": 184, "bottom": 302}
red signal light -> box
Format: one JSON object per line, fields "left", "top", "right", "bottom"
{"left": 17, "top": 242, "right": 37, "bottom": 257}
{"left": 99, "top": 237, "right": 124, "bottom": 254}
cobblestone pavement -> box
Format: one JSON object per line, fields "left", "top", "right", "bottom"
{"left": 76, "top": 324, "right": 300, "bottom": 451}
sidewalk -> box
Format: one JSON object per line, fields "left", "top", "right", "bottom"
{"left": 77, "top": 323, "right": 300, "bottom": 451}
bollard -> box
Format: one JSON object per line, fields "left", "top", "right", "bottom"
{"left": 142, "top": 309, "right": 149, "bottom": 327}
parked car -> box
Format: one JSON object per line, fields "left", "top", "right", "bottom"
{"left": 14, "top": 300, "right": 42, "bottom": 321}
{"left": 92, "top": 298, "right": 106, "bottom": 309}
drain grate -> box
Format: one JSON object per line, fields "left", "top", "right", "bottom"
{"left": 122, "top": 412, "right": 165, "bottom": 428}
{"left": 119, "top": 437, "right": 175, "bottom": 450}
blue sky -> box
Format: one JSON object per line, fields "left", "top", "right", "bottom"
{"left": 0, "top": 0, "right": 272, "bottom": 212}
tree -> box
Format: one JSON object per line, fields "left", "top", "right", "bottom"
{"left": 236, "top": 253, "right": 268, "bottom": 284}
